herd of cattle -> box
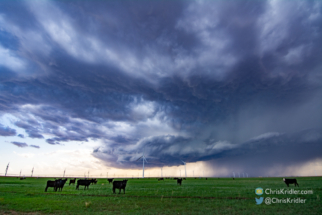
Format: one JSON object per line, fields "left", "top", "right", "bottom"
{"left": 43, "top": 177, "right": 186, "bottom": 193}
{"left": 45, "top": 178, "right": 98, "bottom": 192}
{"left": 38, "top": 177, "right": 300, "bottom": 194}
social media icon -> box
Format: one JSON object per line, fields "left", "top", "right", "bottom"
{"left": 255, "top": 197, "right": 264, "bottom": 205}
{"left": 255, "top": 187, "right": 263, "bottom": 195}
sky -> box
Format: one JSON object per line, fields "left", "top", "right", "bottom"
{"left": 0, "top": 0, "right": 321, "bottom": 178}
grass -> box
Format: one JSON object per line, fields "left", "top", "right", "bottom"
{"left": 0, "top": 176, "right": 321, "bottom": 214}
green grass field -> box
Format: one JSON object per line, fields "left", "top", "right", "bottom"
{"left": 0, "top": 176, "right": 321, "bottom": 214}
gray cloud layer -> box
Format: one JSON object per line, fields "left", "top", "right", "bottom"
{"left": 0, "top": 0, "right": 321, "bottom": 172}
{"left": 0, "top": 124, "right": 16, "bottom": 136}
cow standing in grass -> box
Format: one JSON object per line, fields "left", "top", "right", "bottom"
{"left": 69, "top": 178, "right": 76, "bottom": 186}
{"left": 177, "top": 178, "right": 183, "bottom": 186}
{"left": 283, "top": 178, "right": 299, "bottom": 187}
{"left": 158, "top": 178, "right": 164, "bottom": 181}
{"left": 45, "top": 180, "right": 57, "bottom": 192}
{"left": 76, "top": 179, "right": 94, "bottom": 190}
{"left": 91, "top": 179, "right": 97, "bottom": 185}
{"left": 55, "top": 179, "right": 68, "bottom": 191}
{"left": 113, "top": 180, "right": 128, "bottom": 194}
{"left": 107, "top": 178, "right": 114, "bottom": 184}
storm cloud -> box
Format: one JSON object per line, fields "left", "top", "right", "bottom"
{"left": 0, "top": 0, "right": 321, "bottom": 174}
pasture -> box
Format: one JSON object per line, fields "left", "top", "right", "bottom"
{"left": 0, "top": 176, "right": 321, "bottom": 214}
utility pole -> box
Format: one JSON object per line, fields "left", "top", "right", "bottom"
{"left": 5, "top": 163, "right": 10, "bottom": 176}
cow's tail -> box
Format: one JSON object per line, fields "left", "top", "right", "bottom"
{"left": 76, "top": 184, "right": 79, "bottom": 190}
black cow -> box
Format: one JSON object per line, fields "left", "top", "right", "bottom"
{"left": 76, "top": 179, "right": 94, "bottom": 190}
{"left": 206, "top": 178, "right": 207, "bottom": 180}
{"left": 283, "top": 178, "right": 299, "bottom": 187}
{"left": 45, "top": 180, "right": 57, "bottom": 192}
{"left": 91, "top": 179, "right": 97, "bottom": 185}
{"left": 55, "top": 179, "right": 68, "bottom": 191}
{"left": 173, "top": 177, "right": 178, "bottom": 180}
{"left": 177, "top": 178, "right": 183, "bottom": 186}
{"left": 107, "top": 178, "right": 114, "bottom": 184}
{"left": 158, "top": 178, "right": 164, "bottom": 181}
{"left": 20, "top": 177, "right": 26, "bottom": 180}
{"left": 69, "top": 178, "right": 76, "bottom": 186}
{"left": 183, "top": 178, "right": 186, "bottom": 180}
{"left": 113, "top": 180, "right": 128, "bottom": 194}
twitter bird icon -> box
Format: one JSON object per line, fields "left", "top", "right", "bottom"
{"left": 255, "top": 197, "right": 264, "bottom": 205}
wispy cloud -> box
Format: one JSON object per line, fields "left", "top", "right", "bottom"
{"left": 30, "top": 145, "right": 40, "bottom": 149}
{"left": 11, "top": 141, "right": 28, "bottom": 148}
{"left": 17, "top": 134, "right": 24, "bottom": 138}
{"left": 9, "top": 141, "right": 40, "bottom": 149}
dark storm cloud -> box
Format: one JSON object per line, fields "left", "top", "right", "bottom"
{"left": 15, "top": 121, "right": 44, "bottom": 139}
{"left": 0, "top": 0, "right": 321, "bottom": 170}
{"left": 10, "top": 141, "right": 28, "bottom": 148}
{"left": 93, "top": 128, "right": 322, "bottom": 174}
{"left": 0, "top": 124, "right": 16, "bottom": 136}
{"left": 204, "top": 129, "right": 322, "bottom": 177}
